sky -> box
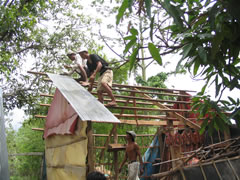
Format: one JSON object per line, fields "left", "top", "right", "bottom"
{"left": 7, "top": 0, "right": 240, "bottom": 131}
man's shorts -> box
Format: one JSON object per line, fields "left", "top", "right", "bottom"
{"left": 97, "top": 69, "right": 113, "bottom": 91}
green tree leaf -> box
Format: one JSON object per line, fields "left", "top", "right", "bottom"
{"left": 148, "top": 43, "right": 162, "bottom": 65}
{"left": 129, "top": 46, "right": 139, "bottom": 71}
{"left": 116, "top": 0, "right": 128, "bottom": 25}
{"left": 161, "top": 0, "right": 184, "bottom": 30}
{"left": 128, "top": 0, "right": 133, "bottom": 12}
{"left": 193, "top": 59, "right": 200, "bottom": 76}
{"left": 150, "top": 15, "right": 155, "bottom": 41}
{"left": 198, "top": 46, "right": 207, "bottom": 64}
{"left": 130, "top": 28, "right": 138, "bottom": 36}
{"left": 181, "top": 43, "right": 193, "bottom": 60}
{"left": 144, "top": 0, "right": 152, "bottom": 18}
{"left": 123, "top": 37, "right": 137, "bottom": 54}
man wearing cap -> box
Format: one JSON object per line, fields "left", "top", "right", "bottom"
{"left": 78, "top": 49, "right": 117, "bottom": 107}
{"left": 62, "top": 51, "right": 89, "bottom": 86}
{"left": 119, "top": 131, "right": 143, "bottom": 180}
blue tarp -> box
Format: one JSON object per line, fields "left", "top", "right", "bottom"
{"left": 141, "top": 135, "right": 161, "bottom": 179}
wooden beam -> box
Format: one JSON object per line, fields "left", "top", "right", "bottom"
{"left": 92, "top": 92, "right": 191, "bottom": 104}
{"left": 35, "top": 115, "right": 46, "bottom": 118}
{"left": 105, "top": 99, "right": 173, "bottom": 107}
{"left": 32, "top": 128, "right": 44, "bottom": 131}
{"left": 109, "top": 106, "right": 193, "bottom": 112}
{"left": 119, "top": 119, "right": 183, "bottom": 126}
{"left": 113, "top": 124, "right": 119, "bottom": 180}
{"left": 134, "top": 88, "right": 201, "bottom": 130}
{"left": 115, "top": 113, "right": 179, "bottom": 120}
{"left": 87, "top": 121, "right": 94, "bottom": 173}
{"left": 27, "top": 71, "right": 47, "bottom": 76}
{"left": 40, "top": 92, "right": 191, "bottom": 104}
{"left": 40, "top": 93, "right": 54, "bottom": 97}
{"left": 40, "top": 103, "right": 51, "bottom": 107}
{"left": 111, "top": 88, "right": 193, "bottom": 98}
{"left": 39, "top": 96, "right": 173, "bottom": 108}
{"left": 108, "top": 144, "right": 125, "bottom": 151}
{"left": 33, "top": 114, "right": 201, "bottom": 127}
{"left": 9, "top": 152, "right": 43, "bottom": 156}
{"left": 28, "top": 71, "right": 195, "bottom": 93}
{"left": 93, "top": 134, "right": 155, "bottom": 137}
{"left": 111, "top": 83, "right": 196, "bottom": 93}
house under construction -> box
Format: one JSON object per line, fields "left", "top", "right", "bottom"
{"left": 29, "top": 71, "right": 240, "bottom": 180}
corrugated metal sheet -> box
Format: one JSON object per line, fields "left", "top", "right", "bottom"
{"left": 47, "top": 73, "right": 120, "bottom": 123}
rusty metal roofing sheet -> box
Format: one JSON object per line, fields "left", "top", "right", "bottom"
{"left": 47, "top": 73, "right": 120, "bottom": 123}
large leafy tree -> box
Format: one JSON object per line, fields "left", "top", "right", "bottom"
{"left": 1, "top": 0, "right": 111, "bottom": 113}
{"left": 116, "top": 0, "right": 240, "bottom": 132}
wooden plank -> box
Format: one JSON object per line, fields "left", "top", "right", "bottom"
{"left": 114, "top": 114, "right": 204, "bottom": 121}
{"left": 40, "top": 104, "right": 50, "bottom": 107}
{"left": 93, "top": 134, "right": 155, "bottom": 137}
{"left": 40, "top": 93, "right": 54, "bottom": 97}
{"left": 119, "top": 119, "right": 183, "bottom": 126}
{"left": 92, "top": 92, "right": 192, "bottom": 104}
{"left": 9, "top": 152, "right": 43, "bottom": 156}
{"left": 114, "top": 113, "right": 167, "bottom": 119}
{"left": 105, "top": 99, "right": 173, "bottom": 107}
{"left": 111, "top": 88, "right": 193, "bottom": 98}
{"left": 34, "top": 114, "right": 201, "bottom": 127}
{"left": 40, "top": 103, "right": 189, "bottom": 112}
{"left": 111, "top": 83, "right": 196, "bottom": 93}
{"left": 35, "top": 115, "right": 47, "bottom": 118}
{"left": 109, "top": 106, "right": 193, "bottom": 112}
{"left": 37, "top": 74, "right": 195, "bottom": 93}
{"left": 134, "top": 88, "right": 201, "bottom": 130}
{"left": 39, "top": 98, "right": 173, "bottom": 108}
{"left": 41, "top": 92, "right": 191, "bottom": 104}
{"left": 108, "top": 144, "right": 125, "bottom": 152}
{"left": 32, "top": 128, "right": 44, "bottom": 131}
{"left": 27, "top": 71, "right": 47, "bottom": 76}
{"left": 108, "top": 144, "right": 125, "bottom": 149}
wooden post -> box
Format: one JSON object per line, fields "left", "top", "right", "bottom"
{"left": 167, "top": 118, "right": 182, "bottom": 180}
{"left": 87, "top": 121, "right": 94, "bottom": 173}
{"left": 113, "top": 124, "right": 119, "bottom": 180}
{"left": 132, "top": 92, "right": 139, "bottom": 126}
{"left": 157, "top": 127, "right": 164, "bottom": 163}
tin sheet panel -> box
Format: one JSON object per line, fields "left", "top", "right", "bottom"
{"left": 47, "top": 73, "right": 120, "bottom": 123}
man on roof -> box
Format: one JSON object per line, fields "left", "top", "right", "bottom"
{"left": 78, "top": 48, "right": 117, "bottom": 107}
{"left": 119, "top": 131, "right": 144, "bottom": 180}
{"left": 62, "top": 50, "right": 90, "bottom": 86}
